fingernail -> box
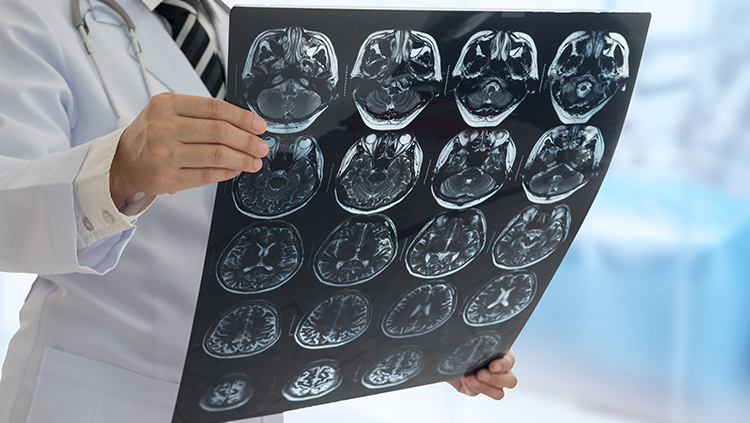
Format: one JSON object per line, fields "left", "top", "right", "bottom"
{"left": 477, "top": 371, "right": 490, "bottom": 382}
{"left": 257, "top": 141, "right": 268, "bottom": 156}
{"left": 253, "top": 158, "right": 262, "bottom": 171}
{"left": 253, "top": 118, "right": 266, "bottom": 133}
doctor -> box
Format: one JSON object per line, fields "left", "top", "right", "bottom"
{"left": 0, "top": 0, "right": 518, "bottom": 422}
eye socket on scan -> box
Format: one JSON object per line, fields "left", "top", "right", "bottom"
{"left": 336, "top": 132, "right": 423, "bottom": 214}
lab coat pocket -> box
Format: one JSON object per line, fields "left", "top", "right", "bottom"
{"left": 25, "top": 347, "right": 179, "bottom": 423}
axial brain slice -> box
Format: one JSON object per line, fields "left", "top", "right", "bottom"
{"left": 362, "top": 346, "right": 424, "bottom": 389}
{"left": 242, "top": 26, "right": 338, "bottom": 133}
{"left": 522, "top": 125, "right": 604, "bottom": 204}
{"left": 233, "top": 134, "right": 323, "bottom": 219}
{"left": 199, "top": 373, "right": 253, "bottom": 412}
{"left": 336, "top": 132, "right": 423, "bottom": 213}
{"left": 464, "top": 272, "right": 537, "bottom": 327}
{"left": 203, "top": 300, "right": 281, "bottom": 358}
{"left": 407, "top": 209, "right": 486, "bottom": 278}
{"left": 493, "top": 205, "right": 571, "bottom": 269}
{"left": 351, "top": 29, "right": 442, "bottom": 130}
{"left": 453, "top": 30, "right": 538, "bottom": 127}
{"left": 382, "top": 282, "right": 457, "bottom": 338}
{"left": 438, "top": 331, "right": 503, "bottom": 375}
{"left": 295, "top": 290, "right": 371, "bottom": 349}
{"left": 548, "top": 31, "right": 630, "bottom": 124}
{"left": 216, "top": 221, "right": 303, "bottom": 294}
{"left": 283, "top": 359, "right": 342, "bottom": 401}
{"left": 315, "top": 214, "right": 398, "bottom": 286}
{"left": 432, "top": 129, "right": 516, "bottom": 209}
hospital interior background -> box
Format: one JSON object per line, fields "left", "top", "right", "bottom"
{"left": 2, "top": 0, "right": 749, "bottom": 422}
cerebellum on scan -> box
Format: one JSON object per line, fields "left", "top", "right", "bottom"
{"left": 452, "top": 30, "right": 538, "bottom": 127}
{"left": 242, "top": 26, "right": 338, "bottom": 133}
{"left": 548, "top": 30, "right": 629, "bottom": 124}
{"left": 350, "top": 28, "right": 442, "bottom": 130}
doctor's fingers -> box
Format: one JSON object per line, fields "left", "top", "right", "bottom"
{"left": 175, "top": 117, "right": 269, "bottom": 161}
{"left": 459, "top": 371, "right": 517, "bottom": 400}
{"left": 476, "top": 367, "right": 518, "bottom": 390}
{"left": 163, "top": 93, "right": 267, "bottom": 135}
{"left": 177, "top": 143, "right": 264, "bottom": 174}
{"left": 166, "top": 167, "right": 246, "bottom": 195}
{"left": 489, "top": 349, "right": 515, "bottom": 373}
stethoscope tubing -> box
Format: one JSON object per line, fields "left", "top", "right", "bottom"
{"left": 70, "top": 0, "right": 230, "bottom": 127}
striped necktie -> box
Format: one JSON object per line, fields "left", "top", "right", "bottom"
{"left": 155, "top": 0, "right": 226, "bottom": 98}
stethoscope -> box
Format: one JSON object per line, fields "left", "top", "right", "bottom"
{"left": 71, "top": 0, "right": 230, "bottom": 128}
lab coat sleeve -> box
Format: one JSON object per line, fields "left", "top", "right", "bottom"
{"left": 73, "top": 128, "right": 156, "bottom": 247}
{"left": 0, "top": 1, "right": 136, "bottom": 276}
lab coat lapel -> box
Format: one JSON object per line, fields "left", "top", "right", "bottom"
{"left": 124, "top": 0, "right": 210, "bottom": 97}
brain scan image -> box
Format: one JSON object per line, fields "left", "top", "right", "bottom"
{"left": 382, "top": 281, "right": 457, "bottom": 338}
{"left": 361, "top": 346, "right": 425, "bottom": 389}
{"left": 406, "top": 209, "right": 487, "bottom": 279}
{"left": 548, "top": 31, "right": 629, "bottom": 124}
{"left": 463, "top": 272, "right": 537, "bottom": 327}
{"left": 431, "top": 129, "right": 516, "bottom": 209}
{"left": 452, "top": 30, "right": 538, "bottom": 127}
{"left": 282, "top": 359, "right": 342, "bottom": 402}
{"left": 336, "top": 132, "right": 423, "bottom": 214}
{"left": 522, "top": 125, "right": 604, "bottom": 204}
{"left": 295, "top": 290, "right": 372, "bottom": 349}
{"left": 216, "top": 221, "right": 303, "bottom": 294}
{"left": 241, "top": 26, "right": 338, "bottom": 133}
{"left": 203, "top": 300, "right": 281, "bottom": 359}
{"left": 350, "top": 29, "right": 442, "bottom": 130}
{"left": 199, "top": 373, "right": 254, "bottom": 412}
{"left": 233, "top": 134, "right": 323, "bottom": 219}
{"left": 315, "top": 214, "right": 398, "bottom": 286}
{"left": 437, "top": 331, "right": 503, "bottom": 375}
{"left": 493, "top": 205, "right": 571, "bottom": 269}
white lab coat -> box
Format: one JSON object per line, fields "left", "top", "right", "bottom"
{"left": 0, "top": 1, "right": 280, "bottom": 422}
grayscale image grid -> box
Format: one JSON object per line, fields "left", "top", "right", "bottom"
{"left": 173, "top": 8, "right": 648, "bottom": 423}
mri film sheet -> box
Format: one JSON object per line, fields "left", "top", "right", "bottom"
{"left": 174, "top": 8, "right": 649, "bottom": 422}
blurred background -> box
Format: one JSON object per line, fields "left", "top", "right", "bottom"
{"left": 2, "top": 0, "right": 749, "bottom": 422}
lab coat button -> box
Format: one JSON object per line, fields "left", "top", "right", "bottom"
{"left": 102, "top": 210, "right": 115, "bottom": 224}
{"left": 83, "top": 217, "right": 94, "bottom": 231}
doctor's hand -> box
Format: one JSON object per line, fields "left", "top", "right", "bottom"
{"left": 110, "top": 93, "right": 268, "bottom": 206}
{"left": 448, "top": 349, "right": 517, "bottom": 400}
